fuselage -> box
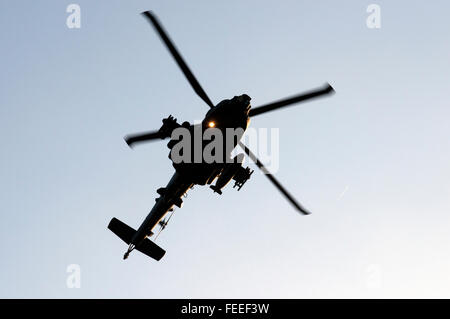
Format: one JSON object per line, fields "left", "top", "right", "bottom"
{"left": 130, "top": 94, "right": 252, "bottom": 247}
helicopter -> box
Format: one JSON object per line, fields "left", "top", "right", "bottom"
{"left": 108, "top": 11, "right": 335, "bottom": 261}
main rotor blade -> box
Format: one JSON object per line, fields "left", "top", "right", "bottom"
{"left": 249, "top": 83, "right": 335, "bottom": 117}
{"left": 238, "top": 142, "right": 311, "bottom": 215}
{"left": 124, "top": 130, "right": 164, "bottom": 148}
{"left": 142, "top": 11, "right": 215, "bottom": 108}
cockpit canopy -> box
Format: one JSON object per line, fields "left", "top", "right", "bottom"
{"left": 203, "top": 94, "right": 251, "bottom": 130}
{"left": 213, "top": 94, "right": 251, "bottom": 112}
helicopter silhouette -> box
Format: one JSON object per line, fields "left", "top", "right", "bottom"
{"left": 108, "top": 11, "right": 335, "bottom": 261}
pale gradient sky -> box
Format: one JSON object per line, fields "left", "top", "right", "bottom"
{"left": 1, "top": 1, "right": 449, "bottom": 298}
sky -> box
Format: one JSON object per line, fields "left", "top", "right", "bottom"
{"left": 0, "top": 0, "right": 449, "bottom": 298}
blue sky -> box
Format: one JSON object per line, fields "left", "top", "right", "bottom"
{"left": 0, "top": 0, "right": 449, "bottom": 298}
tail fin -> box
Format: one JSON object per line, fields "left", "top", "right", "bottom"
{"left": 108, "top": 218, "right": 166, "bottom": 261}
